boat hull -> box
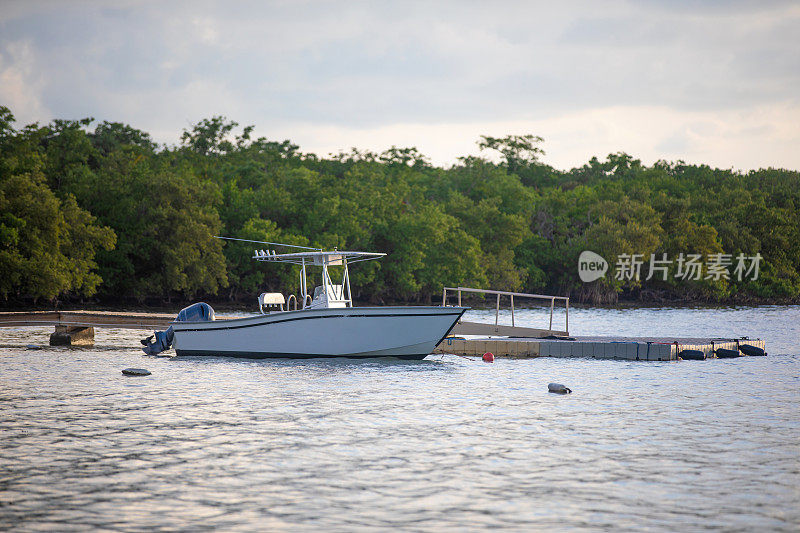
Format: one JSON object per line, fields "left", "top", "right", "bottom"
{"left": 171, "top": 306, "right": 467, "bottom": 359}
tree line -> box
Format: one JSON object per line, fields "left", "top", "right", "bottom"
{"left": 1, "top": 105, "right": 798, "bottom": 307}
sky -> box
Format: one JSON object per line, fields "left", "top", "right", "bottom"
{"left": 1, "top": 0, "right": 799, "bottom": 170}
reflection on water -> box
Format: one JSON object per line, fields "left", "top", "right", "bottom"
{"left": 1, "top": 306, "right": 798, "bottom": 531}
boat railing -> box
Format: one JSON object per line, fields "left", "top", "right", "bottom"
{"left": 442, "top": 286, "right": 569, "bottom": 335}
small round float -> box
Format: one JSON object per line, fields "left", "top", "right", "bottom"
{"left": 548, "top": 383, "right": 572, "bottom": 394}
{"left": 122, "top": 368, "right": 151, "bottom": 376}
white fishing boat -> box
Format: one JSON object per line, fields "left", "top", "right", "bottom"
{"left": 142, "top": 239, "right": 467, "bottom": 360}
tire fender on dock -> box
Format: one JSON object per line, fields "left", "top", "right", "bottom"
{"left": 678, "top": 349, "right": 706, "bottom": 360}
{"left": 739, "top": 344, "right": 767, "bottom": 357}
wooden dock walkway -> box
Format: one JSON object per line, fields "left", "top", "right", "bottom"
{"left": 0, "top": 310, "right": 175, "bottom": 329}
{"left": 0, "top": 310, "right": 177, "bottom": 346}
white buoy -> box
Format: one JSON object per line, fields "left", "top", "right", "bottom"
{"left": 122, "top": 368, "right": 151, "bottom": 376}
{"left": 548, "top": 383, "right": 572, "bottom": 394}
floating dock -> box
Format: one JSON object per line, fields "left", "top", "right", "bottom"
{"left": 434, "top": 336, "right": 766, "bottom": 361}
{"left": 436, "top": 288, "right": 766, "bottom": 361}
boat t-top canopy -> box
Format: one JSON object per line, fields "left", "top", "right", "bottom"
{"left": 214, "top": 236, "right": 384, "bottom": 265}
{"left": 215, "top": 236, "right": 384, "bottom": 309}
{"left": 252, "top": 250, "right": 385, "bottom": 266}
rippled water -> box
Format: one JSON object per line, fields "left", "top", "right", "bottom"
{"left": 1, "top": 306, "right": 799, "bottom": 531}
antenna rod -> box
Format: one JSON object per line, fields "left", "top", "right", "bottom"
{"left": 214, "top": 236, "right": 321, "bottom": 251}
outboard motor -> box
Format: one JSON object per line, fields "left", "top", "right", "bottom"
{"left": 142, "top": 302, "right": 215, "bottom": 355}
{"left": 176, "top": 302, "right": 215, "bottom": 322}
{"left": 141, "top": 326, "right": 174, "bottom": 356}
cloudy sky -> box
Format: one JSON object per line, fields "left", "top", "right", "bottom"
{"left": 1, "top": 0, "right": 798, "bottom": 170}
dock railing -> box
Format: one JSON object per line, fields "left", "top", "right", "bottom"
{"left": 442, "top": 286, "right": 569, "bottom": 337}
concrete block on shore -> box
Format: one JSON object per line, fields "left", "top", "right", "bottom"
{"left": 49, "top": 326, "right": 95, "bottom": 346}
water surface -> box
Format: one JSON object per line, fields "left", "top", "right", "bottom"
{"left": 1, "top": 306, "right": 798, "bottom": 531}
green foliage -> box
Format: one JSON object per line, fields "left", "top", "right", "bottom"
{"left": 0, "top": 172, "right": 115, "bottom": 301}
{"left": 1, "top": 103, "right": 798, "bottom": 305}
{"left": 0, "top": 107, "right": 116, "bottom": 302}
{"left": 478, "top": 134, "right": 545, "bottom": 174}
{"left": 82, "top": 150, "right": 228, "bottom": 301}
{"left": 91, "top": 121, "right": 157, "bottom": 155}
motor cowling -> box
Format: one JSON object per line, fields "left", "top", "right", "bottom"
{"left": 176, "top": 302, "right": 215, "bottom": 322}
{"left": 142, "top": 302, "right": 215, "bottom": 355}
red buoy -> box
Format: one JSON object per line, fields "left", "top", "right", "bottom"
{"left": 482, "top": 352, "right": 494, "bottom": 362}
